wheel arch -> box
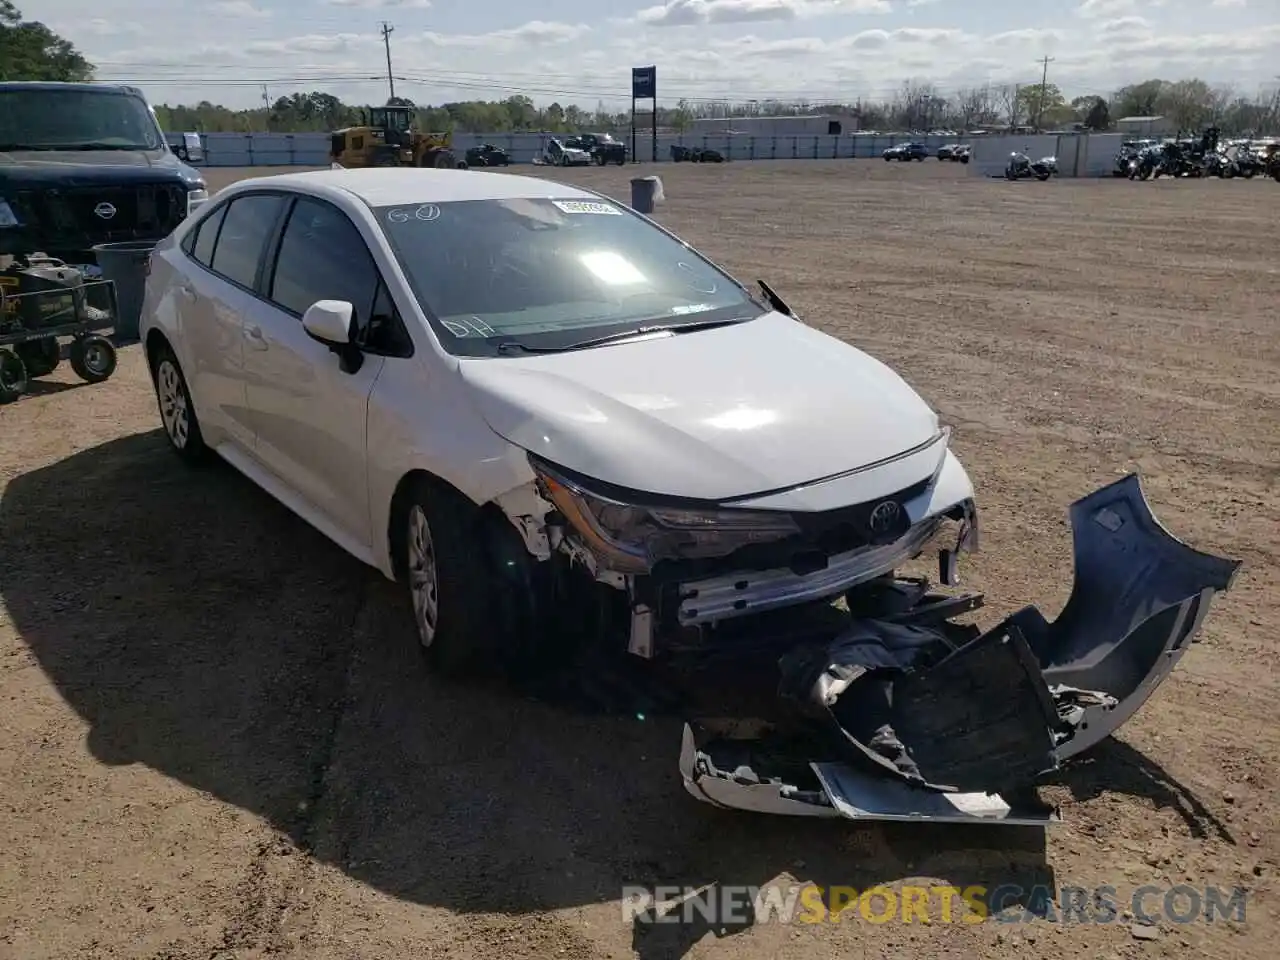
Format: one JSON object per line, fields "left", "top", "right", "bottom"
{"left": 144, "top": 328, "right": 173, "bottom": 380}
{"left": 386, "top": 468, "right": 515, "bottom": 583}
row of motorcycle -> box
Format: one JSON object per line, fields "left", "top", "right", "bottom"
{"left": 1116, "top": 133, "right": 1280, "bottom": 182}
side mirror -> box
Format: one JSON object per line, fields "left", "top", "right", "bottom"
{"left": 302, "top": 300, "right": 363, "bottom": 374}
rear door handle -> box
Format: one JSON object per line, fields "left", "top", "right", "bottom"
{"left": 243, "top": 325, "right": 268, "bottom": 349}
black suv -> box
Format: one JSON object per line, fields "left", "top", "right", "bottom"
{"left": 883, "top": 142, "right": 930, "bottom": 162}
{"left": 0, "top": 82, "right": 208, "bottom": 264}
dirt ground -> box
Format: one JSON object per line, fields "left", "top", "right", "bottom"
{"left": 1, "top": 160, "right": 1277, "bottom": 960}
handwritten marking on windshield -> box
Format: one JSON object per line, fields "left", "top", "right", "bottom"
{"left": 386, "top": 208, "right": 409, "bottom": 223}
{"left": 415, "top": 204, "right": 440, "bottom": 222}
{"left": 552, "top": 200, "right": 622, "bottom": 216}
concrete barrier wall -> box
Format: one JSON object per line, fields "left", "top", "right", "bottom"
{"left": 165, "top": 130, "right": 1132, "bottom": 175}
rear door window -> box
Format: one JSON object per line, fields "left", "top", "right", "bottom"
{"left": 209, "top": 194, "right": 285, "bottom": 290}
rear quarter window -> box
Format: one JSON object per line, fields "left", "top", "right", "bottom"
{"left": 188, "top": 203, "right": 227, "bottom": 268}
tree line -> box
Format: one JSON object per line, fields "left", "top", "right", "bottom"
{"left": 3, "top": 1, "right": 1278, "bottom": 137}
{"left": 150, "top": 80, "right": 1280, "bottom": 139}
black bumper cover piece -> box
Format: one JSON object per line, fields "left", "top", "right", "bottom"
{"left": 679, "top": 473, "right": 1241, "bottom": 822}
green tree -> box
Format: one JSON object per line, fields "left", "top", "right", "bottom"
{"left": 0, "top": 1, "right": 94, "bottom": 81}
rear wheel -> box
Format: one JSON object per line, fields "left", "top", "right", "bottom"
{"left": 0, "top": 349, "right": 29, "bottom": 403}
{"left": 152, "top": 345, "right": 209, "bottom": 464}
{"left": 69, "top": 334, "right": 117, "bottom": 383}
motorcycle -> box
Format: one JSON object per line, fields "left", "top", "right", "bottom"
{"left": 1128, "top": 146, "right": 1162, "bottom": 181}
{"left": 1232, "top": 149, "right": 1265, "bottom": 179}
{"left": 1202, "top": 151, "right": 1237, "bottom": 179}
{"left": 1005, "top": 150, "right": 1053, "bottom": 182}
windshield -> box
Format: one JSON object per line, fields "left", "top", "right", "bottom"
{"left": 0, "top": 89, "right": 164, "bottom": 151}
{"left": 375, "top": 197, "right": 764, "bottom": 357}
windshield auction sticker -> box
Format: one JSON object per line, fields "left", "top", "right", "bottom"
{"left": 552, "top": 200, "right": 622, "bottom": 215}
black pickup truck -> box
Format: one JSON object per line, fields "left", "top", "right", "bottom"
{"left": 0, "top": 81, "right": 208, "bottom": 265}
{"left": 569, "top": 133, "right": 627, "bottom": 166}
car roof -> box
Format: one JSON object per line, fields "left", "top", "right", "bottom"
{"left": 0, "top": 81, "right": 145, "bottom": 96}
{"left": 224, "top": 167, "right": 600, "bottom": 208}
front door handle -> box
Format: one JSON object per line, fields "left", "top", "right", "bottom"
{"left": 243, "top": 325, "right": 268, "bottom": 349}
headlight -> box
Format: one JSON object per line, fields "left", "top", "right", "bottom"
{"left": 186, "top": 188, "right": 209, "bottom": 216}
{"left": 530, "top": 456, "right": 800, "bottom": 574}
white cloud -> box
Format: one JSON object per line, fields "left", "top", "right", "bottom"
{"left": 1211, "top": 0, "right": 1245, "bottom": 6}
{"left": 324, "top": 0, "right": 432, "bottom": 8}
{"left": 635, "top": 0, "right": 888, "bottom": 28}
{"left": 211, "top": 0, "right": 271, "bottom": 17}
{"left": 1076, "top": 0, "right": 1136, "bottom": 18}
{"left": 39, "top": 0, "right": 1280, "bottom": 111}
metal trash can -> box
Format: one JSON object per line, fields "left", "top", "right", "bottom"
{"left": 91, "top": 240, "right": 157, "bottom": 342}
{"left": 630, "top": 176, "right": 662, "bottom": 214}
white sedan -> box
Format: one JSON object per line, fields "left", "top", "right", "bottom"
{"left": 139, "top": 168, "right": 1237, "bottom": 822}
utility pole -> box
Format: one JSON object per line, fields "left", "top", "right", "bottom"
{"left": 261, "top": 84, "right": 270, "bottom": 131}
{"left": 380, "top": 21, "right": 395, "bottom": 102}
{"left": 1034, "top": 55, "right": 1055, "bottom": 132}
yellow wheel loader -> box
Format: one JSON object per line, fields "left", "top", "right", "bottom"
{"left": 328, "top": 105, "right": 464, "bottom": 169}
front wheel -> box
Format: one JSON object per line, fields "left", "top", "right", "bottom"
{"left": 69, "top": 334, "right": 117, "bottom": 383}
{"left": 1036, "top": 170, "right": 1051, "bottom": 182}
{"left": 152, "top": 345, "right": 209, "bottom": 464}
{"left": 401, "top": 478, "right": 509, "bottom": 677}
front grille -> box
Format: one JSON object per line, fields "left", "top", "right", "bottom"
{"left": 12, "top": 182, "right": 187, "bottom": 250}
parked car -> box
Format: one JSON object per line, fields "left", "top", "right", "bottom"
{"left": 137, "top": 167, "right": 1239, "bottom": 822}
{"left": 936, "top": 143, "right": 960, "bottom": 161}
{"left": 541, "top": 137, "right": 591, "bottom": 166}
{"left": 883, "top": 143, "right": 929, "bottom": 162}
{"left": 670, "top": 144, "right": 725, "bottom": 163}
{"left": 464, "top": 144, "right": 511, "bottom": 167}
{"left": 952, "top": 144, "right": 971, "bottom": 163}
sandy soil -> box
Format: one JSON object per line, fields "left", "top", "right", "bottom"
{"left": 1, "top": 160, "right": 1277, "bottom": 960}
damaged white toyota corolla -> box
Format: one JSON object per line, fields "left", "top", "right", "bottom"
{"left": 141, "top": 168, "right": 1240, "bottom": 825}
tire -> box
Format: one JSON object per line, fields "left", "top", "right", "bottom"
{"left": 1242, "top": 168, "right": 1256, "bottom": 179}
{"left": 151, "top": 344, "right": 209, "bottom": 463}
{"left": 0, "top": 348, "right": 29, "bottom": 403}
{"left": 400, "top": 478, "right": 509, "bottom": 677}
{"left": 69, "top": 334, "right": 117, "bottom": 383}
{"left": 1036, "top": 171, "right": 1051, "bottom": 182}
{"left": 15, "top": 337, "right": 60, "bottom": 377}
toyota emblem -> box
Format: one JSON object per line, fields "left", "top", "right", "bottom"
{"left": 94, "top": 202, "right": 117, "bottom": 220}
{"left": 867, "top": 499, "right": 902, "bottom": 535}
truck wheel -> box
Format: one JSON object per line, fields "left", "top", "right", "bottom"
{"left": 15, "top": 337, "right": 60, "bottom": 377}
{"left": 0, "top": 349, "right": 29, "bottom": 403}
{"left": 69, "top": 335, "right": 117, "bottom": 383}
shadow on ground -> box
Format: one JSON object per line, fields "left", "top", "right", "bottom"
{"left": 0, "top": 432, "right": 1213, "bottom": 958}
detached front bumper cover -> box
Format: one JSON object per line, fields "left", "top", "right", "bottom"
{"left": 679, "top": 473, "right": 1241, "bottom": 824}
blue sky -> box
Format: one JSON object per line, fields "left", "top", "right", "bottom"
{"left": 36, "top": 0, "right": 1280, "bottom": 109}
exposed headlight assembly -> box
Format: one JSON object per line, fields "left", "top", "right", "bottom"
{"left": 529, "top": 456, "right": 800, "bottom": 574}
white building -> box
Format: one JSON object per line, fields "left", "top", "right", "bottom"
{"left": 1115, "top": 115, "right": 1174, "bottom": 138}
{"left": 686, "top": 114, "right": 858, "bottom": 137}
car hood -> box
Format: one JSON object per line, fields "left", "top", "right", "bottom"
{"left": 0, "top": 149, "right": 201, "bottom": 188}
{"left": 458, "top": 311, "right": 941, "bottom": 501}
